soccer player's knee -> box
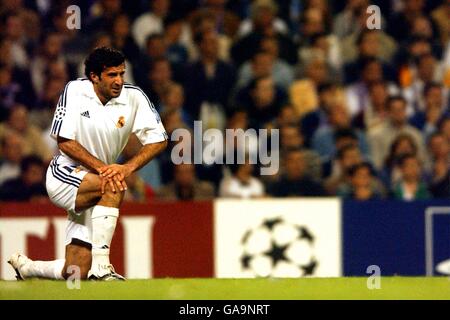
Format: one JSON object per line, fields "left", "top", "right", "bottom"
{"left": 103, "top": 184, "right": 124, "bottom": 201}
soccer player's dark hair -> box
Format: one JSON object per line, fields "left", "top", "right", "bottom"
{"left": 84, "top": 47, "right": 125, "bottom": 81}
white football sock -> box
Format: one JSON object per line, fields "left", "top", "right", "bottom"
{"left": 91, "top": 205, "right": 119, "bottom": 276}
{"left": 23, "top": 259, "right": 65, "bottom": 280}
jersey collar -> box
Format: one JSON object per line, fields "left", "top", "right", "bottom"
{"left": 85, "top": 81, "right": 127, "bottom": 105}
{"left": 109, "top": 89, "right": 127, "bottom": 105}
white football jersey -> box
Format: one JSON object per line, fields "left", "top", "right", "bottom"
{"left": 50, "top": 79, "right": 167, "bottom": 167}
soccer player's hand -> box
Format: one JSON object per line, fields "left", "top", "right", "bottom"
{"left": 98, "top": 164, "right": 133, "bottom": 192}
{"left": 100, "top": 175, "right": 121, "bottom": 194}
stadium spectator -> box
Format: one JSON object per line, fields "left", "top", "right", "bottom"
{"left": 431, "top": 0, "right": 450, "bottom": 45}
{"left": 219, "top": 161, "right": 265, "bottom": 199}
{"left": 289, "top": 56, "right": 330, "bottom": 118}
{"left": 342, "top": 29, "right": 397, "bottom": 84}
{"left": 157, "top": 163, "right": 215, "bottom": 200}
{"left": 381, "top": 133, "right": 419, "bottom": 189}
{"left": 0, "top": 12, "right": 29, "bottom": 69}
{"left": 268, "top": 148, "right": 326, "bottom": 197}
{"left": 410, "top": 82, "right": 450, "bottom": 139}
{"left": 231, "top": 1, "right": 297, "bottom": 67}
{"left": 30, "top": 32, "right": 72, "bottom": 98}
{"left": 403, "top": 53, "right": 444, "bottom": 115}
{"left": 352, "top": 80, "right": 389, "bottom": 130}
{"left": 223, "top": 109, "right": 259, "bottom": 166}
{"left": 0, "top": 155, "right": 47, "bottom": 202}
{"left": 235, "top": 75, "right": 287, "bottom": 130}
{"left": 386, "top": 0, "right": 430, "bottom": 42}
{"left": 46, "top": 5, "right": 89, "bottom": 66}
{"left": 158, "top": 108, "right": 191, "bottom": 185}
{"left": 0, "top": 62, "right": 32, "bottom": 117}
{"left": 345, "top": 57, "right": 398, "bottom": 118}
{"left": 278, "top": 124, "right": 322, "bottom": 183}
{"left": 339, "top": 162, "right": 384, "bottom": 200}
{"left": 190, "top": 0, "right": 241, "bottom": 39}
{"left": 295, "top": 7, "right": 329, "bottom": 47}
{"left": 184, "top": 30, "right": 236, "bottom": 126}
{"left": 0, "top": 0, "right": 41, "bottom": 44}
{"left": 110, "top": 14, "right": 140, "bottom": 65}
{"left": 142, "top": 57, "right": 174, "bottom": 109}
{"left": 163, "top": 14, "right": 189, "bottom": 66}
{"left": 0, "top": 104, "right": 52, "bottom": 162}
{"left": 391, "top": 153, "right": 431, "bottom": 200}
{"left": 324, "top": 143, "right": 363, "bottom": 195}
{"left": 312, "top": 104, "right": 369, "bottom": 162}
{"left": 236, "top": 0, "right": 288, "bottom": 38}
{"left": 31, "top": 75, "right": 67, "bottom": 130}
{"left": 160, "top": 82, "right": 193, "bottom": 127}
{"left": 427, "top": 132, "right": 450, "bottom": 198}
{"left": 395, "top": 35, "right": 434, "bottom": 88}
{"left": 300, "top": 82, "right": 346, "bottom": 145}
{"left": 274, "top": 104, "right": 300, "bottom": 128}
{"left": 0, "top": 131, "right": 24, "bottom": 185}
{"left": 132, "top": 0, "right": 174, "bottom": 49}
{"left": 333, "top": 0, "right": 370, "bottom": 39}
{"left": 86, "top": 0, "right": 122, "bottom": 34}
{"left": 0, "top": 36, "right": 35, "bottom": 115}
{"left": 368, "top": 96, "right": 426, "bottom": 170}
{"left": 186, "top": 9, "right": 232, "bottom": 63}
{"left": 297, "top": 32, "right": 342, "bottom": 80}
{"left": 236, "top": 39, "right": 294, "bottom": 91}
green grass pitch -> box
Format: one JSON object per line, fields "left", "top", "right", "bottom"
{"left": 1, "top": 277, "right": 450, "bottom": 300}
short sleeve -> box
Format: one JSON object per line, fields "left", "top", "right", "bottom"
{"left": 50, "top": 81, "right": 78, "bottom": 140}
{"left": 132, "top": 90, "right": 168, "bottom": 145}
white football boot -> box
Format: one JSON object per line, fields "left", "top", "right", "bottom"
{"left": 7, "top": 253, "right": 32, "bottom": 280}
{"left": 88, "top": 264, "right": 125, "bottom": 281}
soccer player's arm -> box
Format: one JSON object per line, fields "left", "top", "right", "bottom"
{"left": 127, "top": 93, "right": 168, "bottom": 170}
{"left": 50, "top": 82, "right": 122, "bottom": 192}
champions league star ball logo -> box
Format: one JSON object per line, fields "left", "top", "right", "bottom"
{"left": 240, "top": 217, "right": 317, "bottom": 277}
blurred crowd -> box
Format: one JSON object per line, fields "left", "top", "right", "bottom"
{"left": 0, "top": 0, "right": 449, "bottom": 203}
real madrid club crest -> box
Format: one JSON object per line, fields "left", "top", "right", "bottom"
{"left": 116, "top": 116, "right": 125, "bottom": 128}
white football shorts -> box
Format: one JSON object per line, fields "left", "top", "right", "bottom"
{"left": 46, "top": 155, "right": 93, "bottom": 245}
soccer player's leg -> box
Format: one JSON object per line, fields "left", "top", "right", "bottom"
{"left": 75, "top": 173, "right": 125, "bottom": 280}
{"left": 7, "top": 161, "right": 88, "bottom": 280}
{"left": 63, "top": 241, "right": 92, "bottom": 279}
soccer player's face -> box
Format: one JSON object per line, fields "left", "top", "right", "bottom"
{"left": 96, "top": 63, "right": 125, "bottom": 103}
